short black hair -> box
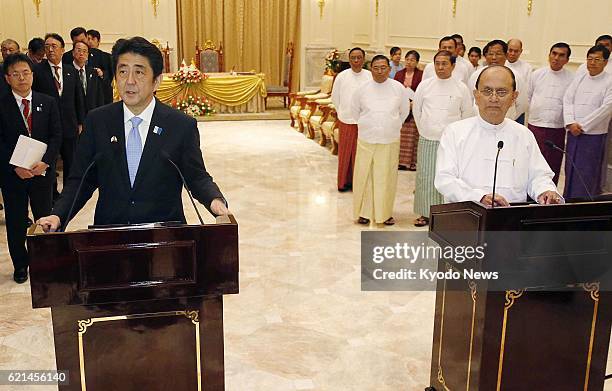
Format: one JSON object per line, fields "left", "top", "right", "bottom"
{"left": 70, "top": 27, "right": 87, "bottom": 40}
{"left": 3, "top": 53, "right": 34, "bottom": 75}
{"left": 44, "top": 33, "right": 65, "bottom": 48}
{"left": 28, "top": 37, "right": 45, "bottom": 52}
{"left": 595, "top": 35, "right": 612, "bottom": 44}
{"left": 587, "top": 44, "right": 611, "bottom": 60}
{"left": 468, "top": 46, "right": 482, "bottom": 56}
{"left": 405, "top": 50, "right": 420, "bottom": 62}
{"left": 349, "top": 47, "right": 365, "bottom": 57}
{"left": 371, "top": 54, "right": 390, "bottom": 66}
{"left": 390, "top": 46, "right": 401, "bottom": 56}
{"left": 434, "top": 50, "right": 456, "bottom": 64}
{"left": 550, "top": 42, "right": 571, "bottom": 58}
{"left": 475, "top": 65, "right": 516, "bottom": 91}
{"left": 483, "top": 40, "right": 508, "bottom": 56}
{"left": 86, "top": 29, "right": 101, "bottom": 41}
{"left": 439, "top": 36, "right": 457, "bottom": 48}
{"left": 112, "top": 37, "right": 164, "bottom": 78}
{"left": 450, "top": 34, "right": 464, "bottom": 42}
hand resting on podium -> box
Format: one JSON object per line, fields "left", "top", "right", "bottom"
{"left": 480, "top": 190, "right": 563, "bottom": 207}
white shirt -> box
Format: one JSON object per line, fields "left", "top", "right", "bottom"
{"left": 48, "top": 60, "right": 63, "bottom": 96}
{"left": 413, "top": 77, "right": 474, "bottom": 141}
{"left": 123, "top": 98, "right": 156, "bottom": 150}
{"left": 468, "top": 65, "right": 528, "bottom": 120}
{"left": 422, "top": 59, "right": 470, "bottom": 85}
{"left": 13, "top": 90, "right": 33, "bottom": 131}
{"left": 563, "top": 71, "right": 612, "bottom": 135}
{"left": 527, "top": 67, "right": 575, "bottom": 128}
{"left": 576, "top": 61, "right": 612, "bottom": 76}
{"left": 457, "top": 56, "right": 475, "bottom": 77}
{"left": 435, "top": 115, "right": 557, "bottom": 203}
{"left": 331, "top": 68, "right": 372, "bottom": 124}
{"left": 506, "top": 59, "right": 533, "bottom": 87}
{"left": 351, "top": 79, "right": 412, "bottom": 144}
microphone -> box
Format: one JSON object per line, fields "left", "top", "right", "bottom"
{"left": 160, "top": 150, "right": 205, "bottom": 225}
{"left": 544, "top": 140, "right": 594, "bottom": 201}
{"left": 491, "top": 140, "right": 504, "bottom": 208}
{"left": 61, "top": 152, "right": 103, "bottom": 232}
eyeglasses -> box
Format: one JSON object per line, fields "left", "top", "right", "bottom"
{"left": 44, "top": 44, "right": 61, "bottom": 50}
{"left": 479, "top": 88, "right": 511, "bottom": 98}
{"left": 9, "top": 71, "right": 33, "bottom": 79}
{"left": 371, "top": 66, "right": 389, "bottom": 72}
{"left": 586, "top": 57, "right": 604, "bottom": 63}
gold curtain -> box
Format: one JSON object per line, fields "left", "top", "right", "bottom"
{"left": 176, "top": 0, "right": 300, "bottom": 91}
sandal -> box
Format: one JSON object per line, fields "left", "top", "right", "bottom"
{"left": 414, "top": 216, "right": 429, "bottom": 227}
{"left": 358, "top": 217, "right": 370, "bottom": 225}
{"left": 398, "top": 165, "right": 409, "bottom": 171}
{"left": 383, "top": 217, "right": 395, "bottom": 225}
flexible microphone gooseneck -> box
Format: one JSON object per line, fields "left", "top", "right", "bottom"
{"left": 491, "top": 140, "right": 504, "bottom": 208}
{"left": 61, "top": 152, "right": 103, "bottom": 232}
{"left": 544, "top": 139, "right": 594, "bottom": 202}
{"left": 160, "top": 150, "right": 205, "bottom": 225}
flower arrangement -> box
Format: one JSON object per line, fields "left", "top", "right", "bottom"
{"left": 172, "top": 60, "right": 207, "bottom": 85}
{"left": 324, "top": 49, "right": 342, "bottom": 74}
{"left": 172, "top": 95, "right": 215, "bottom": 117}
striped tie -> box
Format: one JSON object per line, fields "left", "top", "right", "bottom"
{"left": 52, "top": 65, "right": 61, "bottom": 92}
{"left": 126, "top": 117, "right": 143, "bottom": 187}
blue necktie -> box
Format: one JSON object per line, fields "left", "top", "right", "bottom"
{"left": 127, "top": 116, "right": 143, "bottom": 187}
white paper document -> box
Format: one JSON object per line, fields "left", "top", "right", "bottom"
{"left": 9, "top": 135, "right": 47, "bottom": 169}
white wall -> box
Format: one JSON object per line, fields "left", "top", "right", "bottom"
{"left": 0, "top": 0, "right": 178, "bottom": 71}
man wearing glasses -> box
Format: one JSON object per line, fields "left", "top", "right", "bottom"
{"left": 562, "top": 45, "right": 612, "bottom": 199}
{"left": 0, "top": 53, "right": 62, "bottom": 283}
{"left": 435, "top": 65, "right": 561, "bottom": 207}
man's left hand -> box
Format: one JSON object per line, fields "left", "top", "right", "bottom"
{"left": 94, "top": 67, "right": 103, "bottom": 78}
{"left": 30, "top": 161, "right": 49, "bottom": 176}
{"left": 210, "top": 198, "right": 229, "bottom": 216}
{"left": 537, "top": 191, "right": 563, "bottom": 205}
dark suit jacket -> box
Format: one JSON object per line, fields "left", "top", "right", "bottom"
{"left": 61, "top": 50, "right": 74, "bottom": 65}
{"left": 32, "top": 60, "right": 85, "bottom": 139}
{"left": 76, "top": 65, "right": 105, "bottom": 113}
{"left": 52, "top": 99, "right": 226, "bottom": 225}
{"left": 0, "top": 92, "right": 62, "bottom": 185}
{"left": 0, "top": 64, "right": 9, "bottom": 98}
{"left": 87, "top": 48, "right": 114, "bottom": 104}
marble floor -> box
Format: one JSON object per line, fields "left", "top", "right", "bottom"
{"left": 0, "top": 119, "right": 610, "bottom": 390}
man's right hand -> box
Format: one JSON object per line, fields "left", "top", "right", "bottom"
{"left": 37, "top": 215, "right": 61, "bottom": 232}
{"left": 480, "top": 193, "right": 510, "bottom": 207}
{"left": 15, "top": 166, "right": 34, "bottom": 179}
{"left": 568, "top": 123, "right": 582, "bottom": 136}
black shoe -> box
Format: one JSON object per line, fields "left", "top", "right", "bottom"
{"left": 26, "top": 217, "right": 33, "bottom": 227}
{"left": 13, "top": 267, "right": 28, "bottom": 284}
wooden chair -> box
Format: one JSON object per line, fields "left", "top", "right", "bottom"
{"left": 265, "top": 42, "right": 294, "bottom": 108}
{"left": 151, "top": 39, "right": 172, "bottom": 73}
{"left": 195, "top": 40, "right": 224, "bottom": 73}
{"left": 289, "top": 73, "right": 334, "bottom": 134}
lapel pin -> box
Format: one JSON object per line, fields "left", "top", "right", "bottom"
{"left": 110, "top": 136, "right": 118, "bottom": 143}
{"left": 153, "top": 126, "right": 164, "bottom": 135}
{"left": 36, "top": 106, "right": 42, "bottom": 112}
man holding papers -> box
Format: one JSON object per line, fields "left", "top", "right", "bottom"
{"left": 0, "top": 53, "right": 62, "bottom": 283}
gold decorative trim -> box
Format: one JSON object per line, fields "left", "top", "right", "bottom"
{"left": 467, "top": 281, "right": 477, "bottom": 390}
{"left": 317, "top": 0, "right": 325, "bottom": 18}
{"left": 452, "top": 0, "right": 457, "bottom": 17}
{"left": 77, "top": 310, "right": 201, "bottom": 391}
{"left": 151, "top": 0, "right": 159, "bottom": 17}
{"left": 32, "top": 0, "right": 41, "bottom": 16}
{"left": 375, "top": 0, "right": 379, "bottom": 16}
{"left": 527, "top": 0, "right": 533, "bottom": 16}
{"left": 583, "top": 282, "right": 600, "bottom": 391}
{"left": 496, "top": 290, "right": 525, "bottom": 391}
{"left": 437, "top": 269, "right": 450, "bottom": 391}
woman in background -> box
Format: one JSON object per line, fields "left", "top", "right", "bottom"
{"left": 394, "top": 50, "right": 422, "bottom": 171}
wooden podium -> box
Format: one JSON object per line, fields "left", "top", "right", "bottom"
{"left": 27, "top": 217, "right": 238, "bottom": 391}
{"left": 427, "top": 201, "right": 612, "bottom": 391}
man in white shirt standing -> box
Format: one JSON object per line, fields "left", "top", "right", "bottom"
{"left": 451, "top": 33, "right": 474, "bottom": 77}
{"left": 422, "top": 36, "right": 470, "bottom": 85}
{"left": 435, "top": 65, "right": 561, "bottom": 207}
{"left": 331, "top": 47, "right": 372, "bottom": 192}
{"left": 527, "top": 42, "right": 574, "bottom": 184}
{"left": 505, "top": 38, "right": 533, "bottom": 124}
{"left": 351, "top": 55, "right": 411, "bottom": 225}
{"left": 412, "top": 50, "right": 473, "bottom": 227}
{"left": 562, "top": 45, "right": 612, "bottom": 199}
{"left": 576, "top": 35, "right": 612, "bottom": 76}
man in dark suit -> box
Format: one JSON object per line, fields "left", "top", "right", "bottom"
{"left": 71, "top": 41, "right": 104, "bottom": 112}
{"left": 87, "top": 29, "right": 114, "bottom": 104}
{"left": 32, "top": 33, "right": 85, "bottom": 197}
{"left": 38, "top": 37, "right": 228, "bottom": 231}
{"left": 0, "top": 54, "right": 62, "bottom": 283}
{"left": 61, "top": 27, "right": 87, "bottom": 65}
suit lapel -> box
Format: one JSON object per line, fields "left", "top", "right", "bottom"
{"left": 132, "top": 100, "right": 166, "bottom": 190}
{"left": 4, "top": 95, "right": 28, "bottom": 137}
{"left": 30, "top": 93, "right": 43, "bottom": 138}
{"left": 40, "top": 60, "right": 60, "bottom": 99}
{"left": 108, "top": 103, "right": 131, "bottom": 189}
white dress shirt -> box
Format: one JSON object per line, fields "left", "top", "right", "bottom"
{"left": 435, "top": 115, "right": 557, "bottom": 203}
{"left": 468, "top": 65, "right": 528, "bottom": 120}
{"left": 527, "top": 67, "right": 575, "bottom": 128}
{"left": 457, "top": 56, "right": 475, "bottom": 77}
{"left": 563, "top": 71, "right": 612, "bottom": 135}
{"left": 13, "top": 90, "right": 33, "bottom": 131}
{"left": 48, "top": 60, "right": 64, "bottom": 96}
{"left": 422, "top": 59, "right": 470, "bottom": 85}
{"left": 123, "top": 98, "right": 156, "bottom": 150}
{"left": 412, "top": 76, "right": 474, "bottom": 141}
{"left": 331, "top": 68, "right": 372, "bottom": 124}
{"left": 351, "top": 79, "right": 411, "bottom": 144}
{"left": 505, "top": 59, "right": 533, "bottom": 87}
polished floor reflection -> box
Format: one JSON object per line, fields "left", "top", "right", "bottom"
{"left": 0, "top": 120, "right": 609, "bottom": 390}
